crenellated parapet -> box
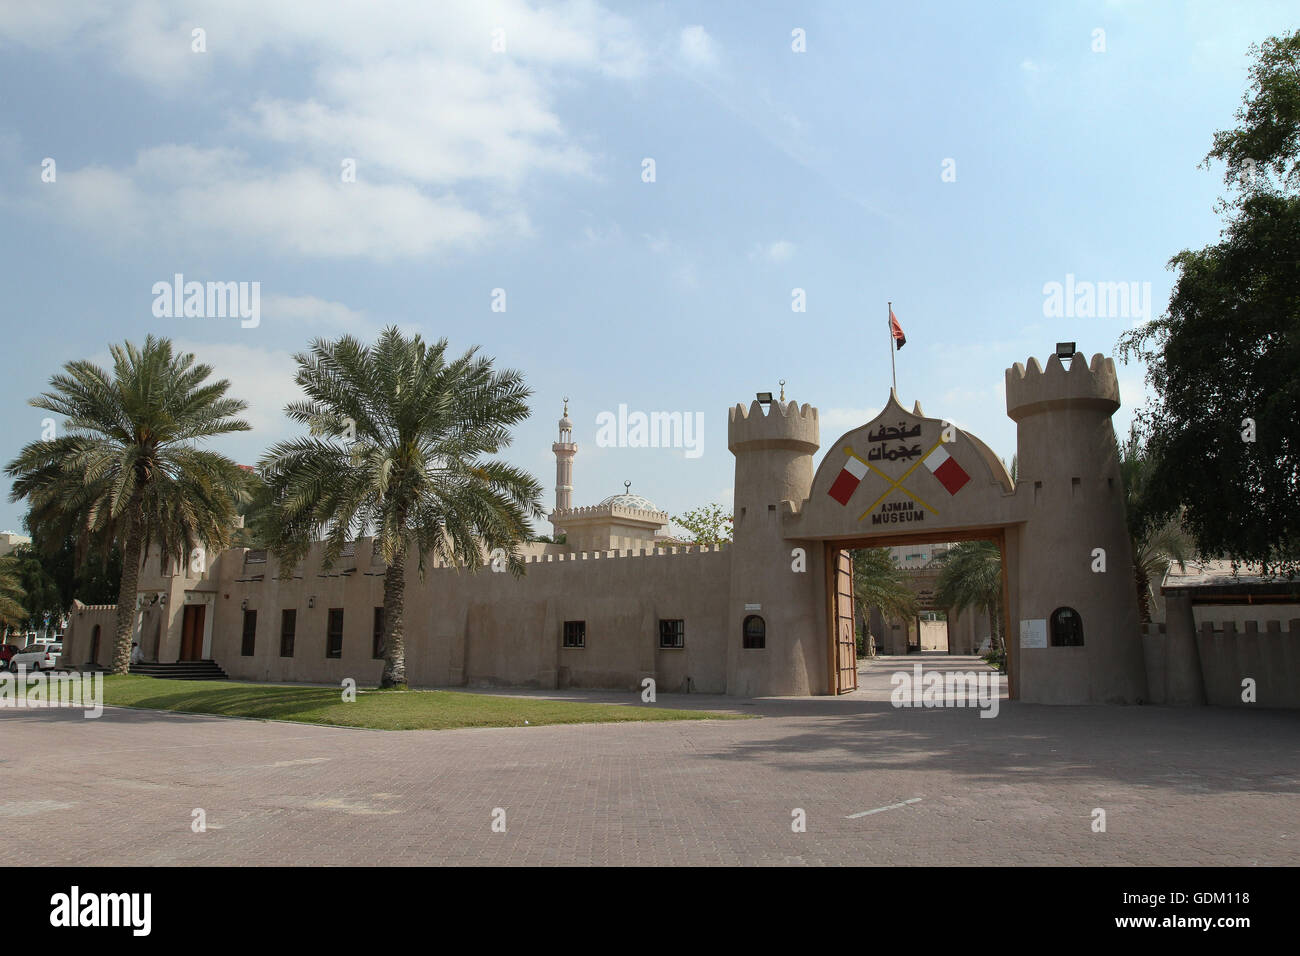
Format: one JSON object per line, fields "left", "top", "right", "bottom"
{"left": 727, "top": 399, "right": 819, "bottom": 454}
{"left": 518, "top": 542, "right": 730, "bottom": 564}
{"left": 1005, "top": 352, "right": 1120, "bottom": 422}
{"left": 552, "top": 502, "right": 669, "bottom": 522}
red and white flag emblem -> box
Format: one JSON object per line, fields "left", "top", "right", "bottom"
{"left": 923, "top": 444, "right": 970, "bottom": 495}
{"left": 827, "top": 453, "right": 870, "bottom": 505}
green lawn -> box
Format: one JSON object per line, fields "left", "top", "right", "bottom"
{"left": 102, "top": 675, "right": 741, "bottom": 731}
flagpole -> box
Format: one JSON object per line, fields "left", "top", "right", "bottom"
{"left": 888, "top": 300, "right": 897, "bottom": 394}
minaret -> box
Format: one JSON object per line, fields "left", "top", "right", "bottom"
{"left": 552, "top": 397, "right": 576, "bottom": 513}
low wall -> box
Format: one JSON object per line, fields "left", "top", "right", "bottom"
{"left": 212, "top": 541, "right": 732, "bottom": 694}
{"left": 1196, "top": 619, "right": 1300, "bottom": 709}
{"left": 63, "top": 603, "right": 119, "bottom": 668}
{"left": 1143, "top": 618, "right": 1300, "bottom": 708}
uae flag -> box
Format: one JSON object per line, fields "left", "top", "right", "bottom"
{"left": 889, "top": 307, "right": 906, "bottom": 350}
{"left": 827, "top": 453, "right": 870, "bottom": 505}
{"left": 923, "top": 444, "right": 971, "bottom": 495}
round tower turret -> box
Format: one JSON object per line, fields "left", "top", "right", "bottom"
{"left": 726, "top": 399, "right": 822, "bottom": 696}
{"left": 1005, "top": 352, "right": 1147, "bottom": 703}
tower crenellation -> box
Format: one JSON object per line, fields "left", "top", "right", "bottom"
{"left": 1005, "top": 352, "right": 1120, "bottom": 422}
{"left": 727, "top": 399, "right": 819, "bottom": 454}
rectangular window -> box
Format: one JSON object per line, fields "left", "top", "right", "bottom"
{"left": 372, "top": 607, "right": 385, "bottom": 660}
{"left": 563, "top": 620, "right": 586, "bottom": 648}
{"left": 240, "top": 609, "right": 257, "bottom": 657}
{"left": 326, "top": 608, "right": 344, "bottom": 659}
{"left": 279, "top": 609, "right": 296, "bottom": 658}
{"left": 658, "top": 619, "right": 685, "bottom": 649}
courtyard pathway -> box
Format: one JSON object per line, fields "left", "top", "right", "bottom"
{"left": 2, "top": 660, "right": 1296, "bottom": 865}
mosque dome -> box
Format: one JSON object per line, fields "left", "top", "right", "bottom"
{"left": 598, "top": 490, "right": 661, "bottom": 513}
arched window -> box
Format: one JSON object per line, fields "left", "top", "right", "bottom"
{"left": 1050, "top": 607, "right": 1084, "bottom": 646}
{"left": 743, "top": 615, "right": 765, "bottom": 649}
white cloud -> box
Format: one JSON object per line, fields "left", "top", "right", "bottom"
{"left": 262, "top": 294, "right": 369, "bottom": 332}
{"left": 642, "top": 232, "right": 673, "bottom": 255}
{"left": 820, "top": 407, "right": 883, "bottom": 435}
{"left": 34, "top": 147, "right": 508, "bottom": 259}
{"left": 172, "top": 340, "right": 303, "bottom": 446}
{"left": 242, "top": 59, "right": 594, "bottom": 188}
{"left": 679, "top": 25, "right": 717, "bottom": 68}
{"left": 752, "top": 240, "right": 795, "bottom": 262}
{"left": 0, "top": 0, "right": 646, "bottom": 260}
{"left": 0, "top": 1, "right": 647, "bottom": 84}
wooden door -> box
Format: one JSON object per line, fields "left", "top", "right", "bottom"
{"left": 833, "top": 548, "right": 858, "bottom": 693}
{"left": 180, "top": 604, "right": 205, "bottom": 661}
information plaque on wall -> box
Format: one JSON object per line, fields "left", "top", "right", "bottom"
{"left": 1019, "top": 619, "right": 1047, "bottom": 648}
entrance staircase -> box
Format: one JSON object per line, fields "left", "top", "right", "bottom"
{"left": 128, "top": 660, "right": 229, "bottom": 681}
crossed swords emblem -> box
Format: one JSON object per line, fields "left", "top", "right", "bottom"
{"left": 843, "top": 440, "right": 945, "bottom": 522}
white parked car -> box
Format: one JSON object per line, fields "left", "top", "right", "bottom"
{"left": 8, "top": 642, "right": 62, "bottom": 672}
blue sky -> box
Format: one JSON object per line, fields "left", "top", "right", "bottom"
{"left": 0, "top": 0, "right": 1294, "bottom": 535}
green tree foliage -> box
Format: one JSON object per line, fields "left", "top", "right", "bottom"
{"left": 16, "top": 531, "right": 123, "bottom": 611}
{"left": 3, "top": 546, "right": 59, "bottom": 631}
{"left": 1119, "top": 30, "right": 1300, "bottom": 575}
{"left": 672, "top": 503, "right": 734, "bottom": 545}
{"left": 0, "top": 554, "right": 29, "bottom": 630}
{"left": 257, "top": 328, "right": 544, "bottom": 689}
{"left": 851, "top": 547, "right": 917, "bottom": 656}
{"left": 933, "top": 541, "right": 1004, "bottom": 660}
{"left": 6, "top": 336, "right": 253, "bottom": 673}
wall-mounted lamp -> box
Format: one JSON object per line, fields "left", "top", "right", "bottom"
{"left": 1055, "top": 341, "right": 1077, "bottom": 366}
{"left": 241, "top": 598, "right": 249, "bottom": 611}
{"left": 756, "top": 391, "right": 773, "bottom": 406}
{"left": 308, "top": 596, "right": 316, "bottom": 608}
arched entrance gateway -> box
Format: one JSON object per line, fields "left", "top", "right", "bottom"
{"left": 725, "top": 352, "right": 1147, "bottom": 704}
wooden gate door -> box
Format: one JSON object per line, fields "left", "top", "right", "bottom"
{"left": 180, "top": 604, "right": 205, "bottom": 661}
{"left": 832, "top": 548, "right": 858, "bottom": 693}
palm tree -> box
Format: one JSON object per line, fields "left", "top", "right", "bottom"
{"left": 851, "top": 548, "right": 917, "bottom": 656}
{"left": 0, "top": 555, "right": 28, "bottom": 632}
{"left": 934, "top": 540, "right": 1004, "bottom": 662}
{"left": 1120, "top": 427, "right": 1194, "bottom": 621}
{"left": 6, "top": 336, "right": 252, "bottom": 673}
{"left": 257, "top": 327, "right": 544, "bottom": 689}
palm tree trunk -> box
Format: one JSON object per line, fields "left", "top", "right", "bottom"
{"left": 1134, "top": 565, "right": 1152, "bottom": 623}
{"left": 111, "top": 508, "right": 144, "bottom": 675}
{"left": 380, "top": 547, "right": 407, "bottom": 688}
{"left": 988, "top": 603, "right": 1006, "bottom": 670}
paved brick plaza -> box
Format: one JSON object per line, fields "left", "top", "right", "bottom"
{"left": 2, "top": 656, "right": 1297, "bottom": 866}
